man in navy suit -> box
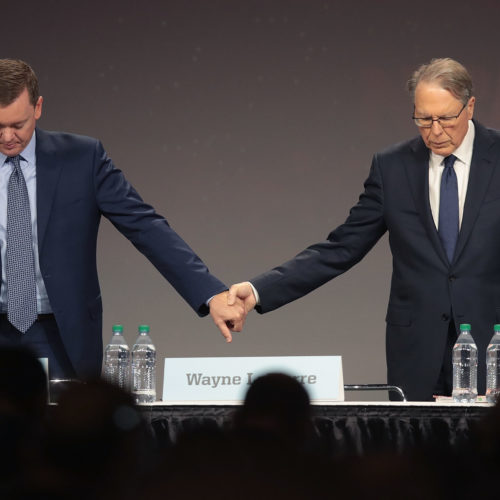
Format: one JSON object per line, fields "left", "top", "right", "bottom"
{"left": 0, "top": 59, "right": 244, "bottom": 380}
{"left": 227, "top": 58, "right": 500, "bottom": 401}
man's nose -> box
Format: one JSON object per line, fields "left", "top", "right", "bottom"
{"left": 0, "top": 128, "right": 15, "bottom": 142}
{"left": 430, "top": 120, "right": 444, "bottom": 135}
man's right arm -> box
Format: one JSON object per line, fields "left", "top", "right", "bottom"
{"left": 227, "top": 156, "right": 388, "bottom": 314}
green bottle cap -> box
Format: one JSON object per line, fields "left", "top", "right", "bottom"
{"left": 460, "top": 323, "right": 471, "bottom": 331}
{"left": 494, "top": 324, "right": 500, "bottom": 332}
{"left": 112, "top": 324, "right": 123, "bottom": 333}
{"left": 138, "top": 325, "right": 150, "bottom": 333}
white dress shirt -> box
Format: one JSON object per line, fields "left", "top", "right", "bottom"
{"left": 428, "top": 120, "right": 475, "bottom": 230}
{"left": 0, "top": 131, "right": 52, "bottom": 313}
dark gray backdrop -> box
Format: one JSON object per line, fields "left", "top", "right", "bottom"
{"left": 4, "top": 0, "right": 500, "bottom": 398}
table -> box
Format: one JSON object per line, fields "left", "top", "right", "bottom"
{"left": 137, "top": 402, "right": 492, "bottom": 455}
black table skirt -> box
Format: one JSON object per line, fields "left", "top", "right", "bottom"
{"left": 138, "top": 403, "right": 491, "bottom": 455}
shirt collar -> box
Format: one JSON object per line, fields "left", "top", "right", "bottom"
{"left": 0, "top": 130, "right": 37, "bottom": 167}
{"left": 430, "top": 120, "right": 475, "bottom": 167}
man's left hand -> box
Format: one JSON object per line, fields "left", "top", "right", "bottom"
{"left": 209, "top": 291, "right": 246, "bottom": 343}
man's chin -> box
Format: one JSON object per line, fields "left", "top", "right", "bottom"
{"left": 0, "top": 145, "right": 22, "bottom": 156}
{"left": 429, "top": 143, "right": 454, "bottom": 156}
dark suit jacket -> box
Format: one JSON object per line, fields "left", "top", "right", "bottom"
{"left": 11, "top": 128, "right": 226, "bottom": 378}
{"left": 252, "top": 120, "right": 500, "bottom": 401}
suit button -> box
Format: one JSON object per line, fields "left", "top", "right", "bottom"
{"left": 449, "top": 275, "right": 456, "bottom": 282}
{"left": 442, "top": 314, "right": 450, "bottom": 321}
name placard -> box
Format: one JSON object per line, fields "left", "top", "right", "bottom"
{"left": 162, "top": 355, "right": 343, "bottom": 404}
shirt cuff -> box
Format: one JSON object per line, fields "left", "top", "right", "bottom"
{"left": 249, "top": 282, "right": 260, "bottom": 305}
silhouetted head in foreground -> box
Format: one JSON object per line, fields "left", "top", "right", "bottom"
{"left": 0, "top": 346, "right": 47, "bottom": 419}
{"left": 233, "top": 372, "right": 313, "bottom": 448}
{"left": 46, "top": 378, "right": 151, "bottom": 499}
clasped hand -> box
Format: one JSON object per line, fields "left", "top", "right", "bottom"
{"left": 209, "top": 282, "right": 257, "bottom": 342}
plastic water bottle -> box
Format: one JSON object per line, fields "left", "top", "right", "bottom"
{"left": 103, "top": 324, "right": 130, "bottom": 390}
{"left": 452, "top": 323, "right": 478, "bottom": 403}
{"left": 486, "top": 324, "right": 500, "bottom": 404}
{"left": 131, "top": 325, "right": 156, "bottom": 403}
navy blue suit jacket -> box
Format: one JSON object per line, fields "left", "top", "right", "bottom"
{"left": 252, "top": 121, "right": 500, "bottom": 401}
{"left": 23, "top": 128, "right": 226, "bottom": 377}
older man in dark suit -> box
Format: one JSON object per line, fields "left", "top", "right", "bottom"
{"left": 228, "top": 58, "right": 500, "bottom": 401}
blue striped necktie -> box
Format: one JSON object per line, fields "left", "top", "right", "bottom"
{"left": 438, "top": 154, "right": 459, "bottom": 263}
{"left": 6, "top": 155, "right": 37, "bottom": 333}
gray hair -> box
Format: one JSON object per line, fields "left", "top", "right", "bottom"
{"left": 407, "top": 58, "right": 473, "bottom": 105}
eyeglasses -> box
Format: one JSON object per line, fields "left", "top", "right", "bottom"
{"left": 412, "top": 102, "right": 467, "bottom": 128}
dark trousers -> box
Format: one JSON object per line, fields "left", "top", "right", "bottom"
{"left": 433, "top": 320, "right": 458, "bottom": 397}
{"left": 0, "top": 314, "right": 76, "bottom": 380}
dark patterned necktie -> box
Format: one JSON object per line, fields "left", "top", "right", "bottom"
{"left": 438, "top": 154, "right": 459, "bottom": 263}
{"left": 6, "top": 155, "right": 37, "bottom": 332}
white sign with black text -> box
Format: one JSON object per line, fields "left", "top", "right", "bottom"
{"left": 162, "top": 355, "right": 343, "bottom": 404}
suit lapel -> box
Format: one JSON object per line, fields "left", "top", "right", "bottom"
{"left": 454, "top": 122, "right": 497, "bottom": 263}
{"left": 35, "top": 129, "right": 63, "bottom": 252}
{"left": 404, "top": 137, "right": 450, "bottom": 266}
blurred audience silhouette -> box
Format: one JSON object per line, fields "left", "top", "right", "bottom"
{"left": 233, "top": 372, "right": 314, "bottom": 450}
{"left": 0, "top": 346, "right": 47, "bottom": 499}
{"left": 1, "top": 356, "right": 500, "bottom": 499}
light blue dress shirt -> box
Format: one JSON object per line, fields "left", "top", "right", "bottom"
{"left": 0, "top": 131, "right": 52, "bottom": 314}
